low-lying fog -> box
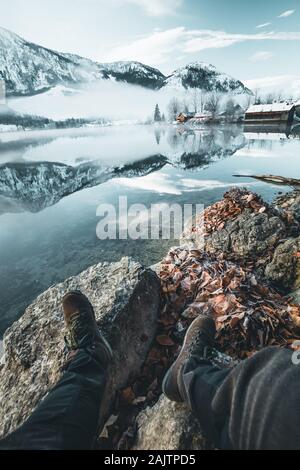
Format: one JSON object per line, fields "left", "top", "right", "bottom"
{"left": 7, "top": 80, "right": 250, "bottom": 122}
{"left": 8, "top": 81, "right": 171, "bottom": 121}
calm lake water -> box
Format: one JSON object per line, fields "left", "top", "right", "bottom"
{"left": 0, "top": 123, "right": 299, "bottom": 336}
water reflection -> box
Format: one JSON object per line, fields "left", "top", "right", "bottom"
{"left": 0, "top": 123, "right": 299, "bottom": 336}
{"left": 0, "top": 125, "right": 246, "bottom": 215}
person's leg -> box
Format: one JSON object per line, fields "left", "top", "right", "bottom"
{"left": 182, "top": 346, "right": 300, "bottom": 450}
{"left": 163, "top": 315, "right": 300, "bottom": 450}
{"left": 0, "top": 291, "right": 113, "bottom": 450}
{"left": 0, "top": 349, "right": 107, "bottom": 450}
{"left": 162, "top": 315, "right": 232, "bottom": 445}
{"left": 180, "top": 355, "right": 231, "bottom": 446}
{"left": 211, "top": 346, "right": 300, "bottom": 450}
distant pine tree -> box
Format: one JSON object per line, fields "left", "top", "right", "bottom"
{"left": 154, "top": 104, "right": 162, "bottom": 122}
{"left": 161, "top": 113, "right": 166, "bottom": 122}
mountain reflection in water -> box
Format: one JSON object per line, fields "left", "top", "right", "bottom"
{"left": 0, "top": 123, "right": 299, "bottom": 336}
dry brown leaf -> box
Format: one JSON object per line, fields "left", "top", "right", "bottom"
{"left": 156, "top": 335, "right": 175, "bottom": 346}
{"left": 122, "top": 387, "right": 135, "bottom": 404}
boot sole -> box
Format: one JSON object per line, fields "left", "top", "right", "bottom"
{"left": 162, "top": 327, "right": 192, "bottom": 402}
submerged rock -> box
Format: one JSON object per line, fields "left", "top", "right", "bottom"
{"left": 0, "top": 257, "right": 161, "bottom": 439}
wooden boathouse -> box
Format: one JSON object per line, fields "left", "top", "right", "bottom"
{"left": 245, "top": 101, "right": 300, "bottom": 124}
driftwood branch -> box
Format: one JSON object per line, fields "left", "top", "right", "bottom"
{"left": 233, "top": 174, "right": 300, "bottom": 190}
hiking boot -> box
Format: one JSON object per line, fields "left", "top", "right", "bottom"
{"left": 162, "top": 315, "right": 216, "bottom": 402}
{"left": 62, "top": 290, "right": 113, "bottom": 368}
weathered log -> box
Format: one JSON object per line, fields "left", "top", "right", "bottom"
{"left": 233, "top": 174, "right": 300, "bottom": 190}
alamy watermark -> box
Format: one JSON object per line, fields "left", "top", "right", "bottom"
{"left": 96, "top": 196, "right": 204, "bottom": 241}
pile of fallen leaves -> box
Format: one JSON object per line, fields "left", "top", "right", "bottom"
{"left": 160, "top": 247, "right": 300, "bottom": 359}
{"left": 201, "top": 189, "right": 270, "bottom": 236}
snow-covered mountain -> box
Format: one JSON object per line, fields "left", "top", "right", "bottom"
{"left": 0, "top": 27, "right": 104, "bottom": 96}
{"left": 0, "top": 27, "right": 165, "bottom": 96}
{"left": 0, "top": 27, "right": 252, "bottom": 98}
{"left": 64, "top": 55, "right": 166, "bottom": 90}
{"left": 163, "top": 62, "right": 252, "bottom": 95}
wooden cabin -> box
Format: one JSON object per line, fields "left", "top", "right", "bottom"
{"left": 177, "top": 112, "right": 214, "bottom": 124}
{"left": 176, "top": 112, "right": 194, "bottom": 123}
{"left": 245, "top": 101, "right": 300, "bottom": 124}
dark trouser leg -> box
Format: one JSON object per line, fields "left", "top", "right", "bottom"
{"left": 0, "top": 349, "right": 107, "bottom": 450}
{"left": 181, "top": 356, "right": 231, "bottom": 447}
{"left": 181, "top": 347, "right": 300, "bottom": 450}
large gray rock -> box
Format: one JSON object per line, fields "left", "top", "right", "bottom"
{"left": 275, "top": 192, "right": 300, "bottom": 224}
{"left": 0, "top": 257, "right": 161, "bottom": 439}
{"left": 133, "top": 395, "right": 208, "bottom": 450}
{"left": 204, "top": 210, "right": 286, "bottom": 259}
{"left": 265, "top": 237, "right": 300, "bottom": 290}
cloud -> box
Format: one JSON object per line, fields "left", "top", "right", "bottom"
{"left": 105, "top": 27, "right": 187, "bottom": 65}
{"left": 278, "top": 10, "right": 295, "bottom": 18}
{"left": 244, "top": 75, "right": 294, "bottom": 89}
{"left": 124, "top": 0, "right": 183, "bottom": 16}
{"left": 244, "top": 75, "right": 300, "bottom": 97}
{"left": 183, "top": 30, "right": 300, "bottom": 53}
{"left": 249, "top": 51, "right": 274, "bottom": 62}
{"left": 105, "top": 27, "right": 300, "bottom": 68}
{"left": 116, "top": 173, "right": 182, "bottom": 194}
{"left": 183, "top": 30, "right": 241, "bottom": 52}
{"left": 256, "top": 22, "right": 272, "bottom": 29}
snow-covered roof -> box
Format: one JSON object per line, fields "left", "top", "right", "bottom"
{"left": 247, "top": 102, "right": 296, "bottom": 113}
{"left": 194, "top": 112, "right": 211, "bottom": 118}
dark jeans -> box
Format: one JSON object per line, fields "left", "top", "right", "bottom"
{"left": 0, "top": 345, "right": 299, "bottom": 450}
{"left": 182, "top": 346, "right": 300, "bottom": 450}
{"left": 0, "top": 349, "right": 107, "bottom": 450}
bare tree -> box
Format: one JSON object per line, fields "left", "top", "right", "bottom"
{"left": 205, "top": 92, "right": 220, "bottom": 117}
{"left": 191, "top": 88, "right": 200, "bottom": 113}
{"left": 224, "top": 98, "right": 236, "bottom": 121}
{"left": 243, "top": 94, "right": 253, "bottom": 112}
{"left": 264, "top": 93, "right": 276, "bottom": 104}
{"left": 190, "top": 88, "right": 206, "bottom": 113}
{"left": 276, "top": 90, "right": 284, "bottom": 102}
{"left": 183, "top": 100, "right": 189, "bottom": 114}
{"left": 200, "top": 90, "right": 207, "bottom": 113}
{"left": 253, "top": 88, "right": 261, "bottom": 105}
{"left": 167, "top": 97, "right": 180, "bottom": 121}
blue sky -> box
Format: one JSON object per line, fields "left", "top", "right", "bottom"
{"left": 1, "top": 0, "right": 300, "bottom": 90}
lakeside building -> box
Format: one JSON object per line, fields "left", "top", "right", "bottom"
{"left": 245, "top": 101, "right": 300, "bottom": 125}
